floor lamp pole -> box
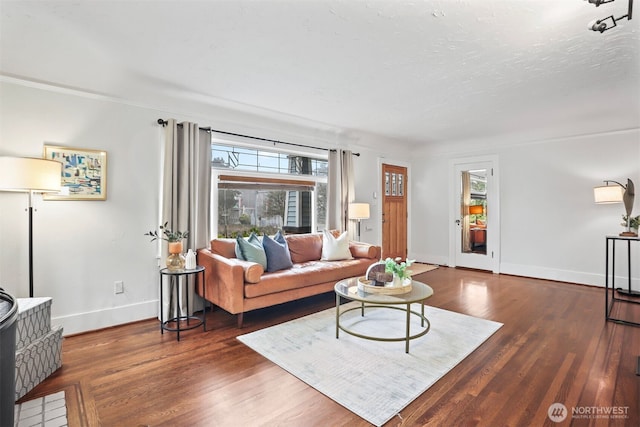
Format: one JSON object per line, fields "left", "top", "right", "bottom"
{"left": 0, "top": 157, "right": 63, "bottom": 298}
{"left": 28, "top": 191, "right": 34, "bottom": 298}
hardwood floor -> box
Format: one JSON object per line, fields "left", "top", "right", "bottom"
{"left": 18, "top": 267, "right": 639, "bottom": 426}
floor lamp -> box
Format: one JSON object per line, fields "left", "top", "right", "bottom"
{"left": 349, "top": 203, "right": 370, "bottom": 242}
{"left": 0, "top": 157, "right": 62, "bottom": 297}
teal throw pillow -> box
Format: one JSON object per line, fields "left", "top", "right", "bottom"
{"left": 262, "top": 231, "right": 293, "bottom": 272}
{"left": 236, "top": 233, "right": 267, "bottom": 269}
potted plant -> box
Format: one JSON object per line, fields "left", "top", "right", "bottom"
{"left": 145, "top": 222, "right": 189, "bottom": 270}
{"left": 621, "top": 215, "right": 640, "bottom": 236}
{"left": 384, "top": 257, "right": 415, "bottom": 286}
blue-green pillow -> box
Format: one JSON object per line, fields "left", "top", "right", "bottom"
{"left": 235, "top": 233, "right": 267, "bottom": 269}
{"left": 262, "top": 231, "right": 293, "bottom": 272}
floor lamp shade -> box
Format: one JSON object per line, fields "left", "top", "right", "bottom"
{"left": 349, "top": 203, "right": 370, "bottom": 242}
{"left": 0, "top": 156, "right": 62, "bottom": 298}
{"left": 349, "top": 203, "right": 370, "bottom": 220}
{"left": 0, "top": 157, "right": 62, "bottom": 193}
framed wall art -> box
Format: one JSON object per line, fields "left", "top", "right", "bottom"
{"left": 43, "top": 145, "right": 107, "bottom": 200}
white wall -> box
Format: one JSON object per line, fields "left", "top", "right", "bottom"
{"left": 3, "top": 78, "right": 638, "bottom": 335}
{"left": 411, "top": 130, "right": 640, "bottom": 288}
{"left": 0, "top": 80, "right": 400, "bottom": 335}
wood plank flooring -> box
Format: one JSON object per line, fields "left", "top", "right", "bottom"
{"left": 18, "top": 267, "right": 639, "bottom": 426}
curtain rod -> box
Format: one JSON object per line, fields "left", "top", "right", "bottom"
{"left": 157, "top": 119, "right": 360, "bottom": 156}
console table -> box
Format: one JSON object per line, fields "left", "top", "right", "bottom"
{"left": 604, "top": 235, "right": 640, "bottom": 376}
{"left": 159, "top": 266, "right": 206, "bottom": 341}
{"left": 605, "top": 235, "right": 640, "bottom": 325}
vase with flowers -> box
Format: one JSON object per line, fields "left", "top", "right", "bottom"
{"left": 384, "top": 257, "right": 415, "bottom": 286}
{"left": 145, "top": 222, "right": 190, "bottom": 270}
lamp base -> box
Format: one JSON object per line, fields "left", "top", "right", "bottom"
{"left": 619, "top": 231, "right": 638, "bottom": 237}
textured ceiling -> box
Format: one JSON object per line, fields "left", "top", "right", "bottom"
{"left": 1, "top": 0, "right": 639, "bottom": 146}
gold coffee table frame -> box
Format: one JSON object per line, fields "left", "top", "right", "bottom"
{"left": 334, "top": 277, "right": 434, "bottom": 353}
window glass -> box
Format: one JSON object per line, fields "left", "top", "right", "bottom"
{"left": 212, "top": 142, "right": 328, "bottom": 237}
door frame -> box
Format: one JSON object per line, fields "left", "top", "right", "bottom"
{"left": 448, "top": 155, "right": 500, "bottom": 273}
{"left": 377, "top": 157, "right": 411, "bottom": 258}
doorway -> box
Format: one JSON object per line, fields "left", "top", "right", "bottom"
{"left": 451, "top": 158, "right": 500, "bottom": 272}
{"left": 381, "top": 163, "right": 408, "bottom": 259}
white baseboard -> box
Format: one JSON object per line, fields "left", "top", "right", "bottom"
{"left": 408, "top": 256, "right": 639, "bottom": 290}
{"left": 409, "top": 253, "right": 449, "bottom": 267}
{"left": 53, "top": 300, "right": 158, "bottom": 336}
{"left": 499, "top": 262, "right": 640, "bottom": 289}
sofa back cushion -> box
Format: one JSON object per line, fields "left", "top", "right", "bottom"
{"left": 286, "top": 233, "right": 323, "bottom": 263}
{"left": 210, "top": 239, "right": 236, "bottom": 258}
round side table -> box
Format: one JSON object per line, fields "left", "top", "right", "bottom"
{"left": 159, "top": 266, "right": 206, "bottom": 341}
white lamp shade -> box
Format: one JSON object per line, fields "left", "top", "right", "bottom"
{"left": 0, "top": 157, "right": 62, "bottom": 193}
{"left": 593, "top": 185, "right": 624, "bottom": 204}
{"left": 349, "top": 202, "right": 370, "bottom": 220}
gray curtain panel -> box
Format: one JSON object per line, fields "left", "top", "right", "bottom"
{"left": 160, "top": 119, "right": 211, "bottom": 319}
{"left": 327, "top": 149, "right": 356, "bottom": 239}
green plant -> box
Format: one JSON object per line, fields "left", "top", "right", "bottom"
{"left": 621, "top": 215, "right": 640, "bottom": 230}
{"left": 239, "top": 213, "right": 251, "bottom": 225}
{"left": 384, "top": 257, "right": 415, "bottom": 279}
{"left": 144, "top": 221, "right": 189, "bottom": 242}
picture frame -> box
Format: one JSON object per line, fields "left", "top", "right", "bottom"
{"left": 43, "top": 145, "right": 107, "bottom": 200}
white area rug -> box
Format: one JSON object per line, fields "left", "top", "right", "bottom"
{"left": 14, "top": 391, "right": 67, "bottom": 427}
{"left": 238, "top": 302, "right": 502, "bottom": 426}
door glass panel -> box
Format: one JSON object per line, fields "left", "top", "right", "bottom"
{"left": 385, "top": 172, "right": 390, "bottom": 195}
{"left": 460, "top": 169, "right": 487, "bottom": 255}
{"left": 391, "top": 173, "right": 397, "bottom": 196}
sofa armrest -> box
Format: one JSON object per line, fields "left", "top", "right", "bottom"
{"left": 349, "top": 242, "right": 381, "bottom": 260}
{"left": 197, "top": 249, "right": 248, "bottom": 315}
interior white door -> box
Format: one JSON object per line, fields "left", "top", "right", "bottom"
{"left": 452, "top": 160, "right": 499, "bottom": 272}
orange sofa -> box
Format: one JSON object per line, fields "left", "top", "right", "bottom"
{"left": 196, "top": 232, "right": 381, "bottom": 327}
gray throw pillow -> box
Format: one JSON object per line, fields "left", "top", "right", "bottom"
{"left": 262, "top": 231, "right": 293, "bottom": 272}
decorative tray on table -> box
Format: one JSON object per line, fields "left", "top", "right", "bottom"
{"left": 354, "top": 261, "right": 413, "bottom": 295}
{"left": 357, "top": 276, "right": 412, "bottom": 295}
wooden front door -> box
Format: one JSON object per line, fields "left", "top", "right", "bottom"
{"left": 382, "top": 163, "right": 408, "bottom": 259}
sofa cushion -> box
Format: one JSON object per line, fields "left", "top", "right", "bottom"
{"left": 286, "top": 233, "right": 323, "bottom": 263}
{"left": 321, "top": 230, "right": 353, "bottom": 261}
{"left": 244, "top": 258, "right": 374, "bottom": 298}
{"left": 262, "top": 231, "right": 293, "bottom": 272}
{"left": 236, "top": 233, "right": 267, "bottom": 269}
{"left": 211, "top": 239, "right": 236, "bottom": 258}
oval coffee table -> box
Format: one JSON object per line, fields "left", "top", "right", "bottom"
{"left": 334, "top": 277, "right": 434, "bottom": 353}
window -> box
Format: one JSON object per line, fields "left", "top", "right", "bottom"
{"left": 212, "top": 142, "right": 328, "bottom": 238}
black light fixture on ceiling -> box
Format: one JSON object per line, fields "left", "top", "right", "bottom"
{"left": 584, "top": 0, "right": 634, "bottom": 32}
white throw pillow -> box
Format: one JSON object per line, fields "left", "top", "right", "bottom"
{"left": 321, "top": 230, "right": 353, "bottom": 261}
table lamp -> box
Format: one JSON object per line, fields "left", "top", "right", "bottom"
{"left": 594, "top": 179, "right": 636, "bottom": 237}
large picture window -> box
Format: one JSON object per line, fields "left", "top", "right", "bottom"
{"left": 212, "top": 142, "right": 328, "bottom": 238}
